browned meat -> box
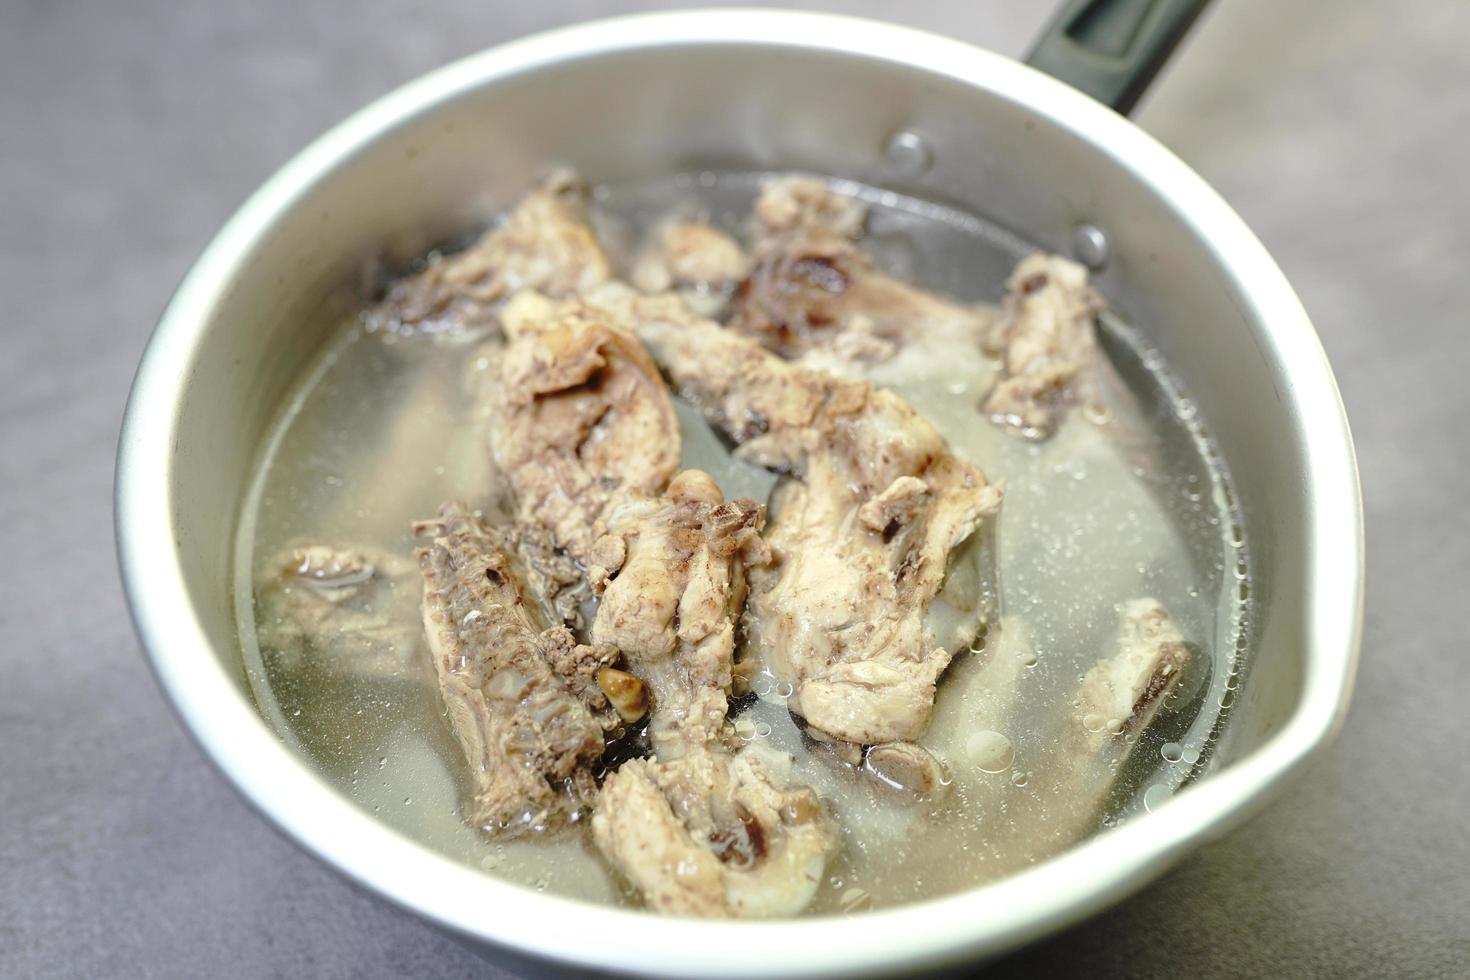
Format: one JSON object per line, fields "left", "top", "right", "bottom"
{"left": 592, "top": 284, "right": 1003, "bottom": 746}
{"left": 367, "top": 170, "right": 610, "bottom": 337}
{"left": 592, "top": 745, "right": 834, "bottom": 917}
{"left": 981, "top": 253, "right": 1103, "bottom": 439}
{"left": 254, "top": 542, "right": 424, "bottom": 680}
{"left": 415, "top": 504, "right": 625, "bottom": 836}
{"left": 490, "top": 298, "right": 680, "bottom": 563}
{"left": 731, "top": 177, "right": 991, "bottom": 370}
{"left": 591, "top": 470, "right": 771, "bottom": 759}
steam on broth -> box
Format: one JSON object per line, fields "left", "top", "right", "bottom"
{"left": 235, "top": 172, "right": 1247, "bottom": 915}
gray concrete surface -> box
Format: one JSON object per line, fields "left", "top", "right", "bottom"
{"left": 2, "top": 1, "right": 1467, "bottom": 977}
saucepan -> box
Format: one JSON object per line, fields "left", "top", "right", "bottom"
{"left": 116, "top": 2, "right": 1362, "bottom": 975}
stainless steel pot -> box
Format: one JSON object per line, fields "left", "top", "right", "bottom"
{"left": 116, "top": 8, "right": 1362, "bottom": 976}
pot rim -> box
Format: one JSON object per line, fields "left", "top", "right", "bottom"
{"left": 116, "top": 9, "right": 1362, "bottom": 977}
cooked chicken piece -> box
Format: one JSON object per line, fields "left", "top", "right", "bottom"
{"left": 584, "top": 284, "right": 834, "bottom": 471}
{"left": 754, "top": 176, "right": 867, "bottom": 238}
{"left": 508, "top": 520, "right": 593, "bottom": 631}
{"left": 591, "top": 284, "right": 1003, "bottom": 745}
{"left": 632, "top": 220, "right": 749, "bottom": 319}
{"left": 868, "top": 607, "right": 1189, "bottom": 888}
{"left": 592, "top": 744, "right": 834, "bottom": 917}
{"left": 580, "top": 466, "right": 834, "bottom": 917}
{"left": 731, "top": 177, "right": 992, "bottom": 373}
{"left": 981, "top": 253, "right": 1103, "bottom": 439}
{"left": 997, "top": 600, "right": 1191, "bottom": 853}
{"left": 367, "top": 170, "right": 610, "bottom": 338}
{"left": 415, "top": 503, "right": 626, "bottom": 837}
{"left": 757, "top": 428, "right": 1000, "bottom": 745}
{"left": 1075, "top": 598, "right": 1191, "bottom": 754}
{"left": 490, "top": 299, "right": 680, "bottom": 563}
{"left": 254, "top": 542, "right": 425, "bottom": 680}
{"left": 591, "top": 470, "right": 771, "bottom": 758}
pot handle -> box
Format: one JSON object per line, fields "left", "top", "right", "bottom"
{"left": 1024, "top": 0, "right": 1211, "bottom": 115}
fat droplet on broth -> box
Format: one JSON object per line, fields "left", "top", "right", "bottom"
{"left": 1142, "top": 783, "right": 1172, "bottom": 813}
{"left": 964, "top": 730, "right": 1015, "bottom": 774}
{"left": 236, "top": 171, "right": 1245, "bottom": 915}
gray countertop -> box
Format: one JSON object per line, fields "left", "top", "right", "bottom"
{"left": 3, "top": 1, "right": 1467, "bottom": 977}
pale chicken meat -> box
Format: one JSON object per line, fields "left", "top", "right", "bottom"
{"left": 592, "top": 744, "right": 834, "bottom": 918}
{"left": 868, "top": 604, "right": 1193, "bottom": 885}
{"left": 255, "top": 542, "right": 425, "bottom": 681}
{"left": 590, "top": 470, "right": 770, "bottom": 758}
{"left": 632, "top": 220, "right": 749, "bottom": 319}
{"left": 415, "top": 504, "right": 628, "bottom": 836}
{"left": 731, "top": 177, "right": 993, "bottom": 376}
{"left": 592, "top": 284, "right": 1003, "bottom": 745}
{"left": 490, "top": 298, "right": 680, "bottom": 563}
{"left": 756, "top": 419, "right": 1000, "bottom": 746}
{"left": 367, "top": 169, "right": 610, "bottom": 338}
{"left": 589, "top": 479, "right": 836, "bottom": 919}
{"left": 735, "top": 178, "right": 1105, "bottom": 440}
{"left": 477, "top": 288, "right": 838, "bottom": 913}
{"left": 1013, "top": 599, "right": 1191, "bottom": 852}
{"left": 981, "top": 253, "right": 1104, "bottom": 439}
{"left": 582, "top": 465, "right": 836, "bottom": 916}
{"left": 1075, "top": 598, "right": 1191, "bottom": 753}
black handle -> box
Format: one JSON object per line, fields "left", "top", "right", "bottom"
{"left": 1024, "top": 0, "right": 1211, "bottom": 115}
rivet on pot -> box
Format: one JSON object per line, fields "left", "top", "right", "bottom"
{"left": 1072, "top": 223, "right": 1110, "bottom": 270}
{"left": 884, "top": 130, "right": 933, "bottom": 179}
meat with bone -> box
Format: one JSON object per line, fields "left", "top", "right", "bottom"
{"left": 490, "top": 298, "right": 680, "bottom": 564}
{"left": 952, "top": 601, "right": 1190, "bottom": 873}
{"left": 255, "top": 542, "right": 425, "bottom": 681}
{"left": 415, "top": 504, "right": 629, "bottom": 837}
{"left": 585, "top": 473, "right": 840, "bottom": 922}
{"left": 1012, "top": 599, "right": 1191, "bottom": 852}
{"left": 980, "top": 253, "right": 1104, "bottom": 440}
{"left": 592, "top": 743, "right": 834, "bottom": 918}
{"left": 588, "top": 471, "right": 835, "bottom": 918}
{"left": 367, "top": 169, "right": 610, "bottom": 338}
{"left": 1074, "top": 598, "right": 1191, "bottom": 753}
{"left": 589, "top": 283, "right": 1003, "bottom": 746}
{"left": 480, "top": 288, "right": 837, "bottom": 913}
{"left": 731, "top": 177, "right": 993, "bottom": 372}
{"left": 588, "top": 474, "right": 836, "bottom": 919}
{"left": 632, "top": 220, "right": 749, "bottom": 319}
{"left": 590, "top": 469, "right": 771, "bottom": 759}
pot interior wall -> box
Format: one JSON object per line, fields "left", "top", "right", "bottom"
{"left": 165, "top": 40, "right": 1307, "bottom": 779}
